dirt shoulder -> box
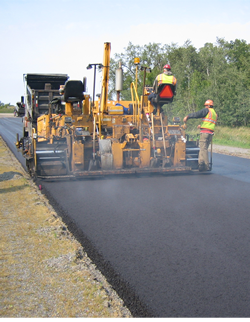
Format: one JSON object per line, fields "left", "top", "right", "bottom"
{"left": 0, "top": 113, "right": 14, "bottom": 118}
{"left": 213, "top": 144, "right": 250, "bottom": 159}
{"left": 0, "top": 136, "right": 131, "bottom": 318}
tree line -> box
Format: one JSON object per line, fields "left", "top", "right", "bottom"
{"left": 0, "top": 102, "right": 11, "bottom": 108}
{"left": 108, "top": 38, "right": 250, "bottom": 127}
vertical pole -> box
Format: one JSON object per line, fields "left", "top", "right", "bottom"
{"left": 160, "top": 113, "right": 167, "bottom": 157}
{"left": 136, "top": 65, "right": 138, "bottom": 92}
{"left": 92, "top": 65, "right": 97, "bottom": 108}
{"left": 140, "top": 68, "right": 147, "bottom": 143}
{"left": 210, "top": 136, "right": 213, "bottom": 170}
{"left": 151, "top": 112, "right": 155, "bottom": 157}
{"left": 93, "top": 115, "right": 96, "bottom": 160}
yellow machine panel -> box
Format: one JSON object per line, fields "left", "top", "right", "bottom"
{"left": 108, "top": 105, "right": 124, "bottom": 115}
{"left": 37, "top": 115, "right": 52, "bottom": 142}
{"left": 138, "top": 140, "right": 151, "bottom": 168}
{"left": 72, "top": 141, "right": 84, "bottom": 172}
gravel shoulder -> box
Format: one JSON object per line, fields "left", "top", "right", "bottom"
{"left": 0, "top": 136, "right": 131, "bottom": 318}
{"left": 213, "top": 144, "right": 250, "bottom": 159}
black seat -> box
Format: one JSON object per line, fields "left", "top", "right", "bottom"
{"left": 63, "top": 80, "right": 85, "bottom": 103}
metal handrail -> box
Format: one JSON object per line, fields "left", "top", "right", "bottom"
{"left": 130, "top": 82, "right": 140, "bottom": 125}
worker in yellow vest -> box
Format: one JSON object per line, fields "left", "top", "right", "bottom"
{"left": 152, "top": 64, "right": 177, "bottom": 93}
{"left": 183, "top": 99, "right": 218, "bottom": 171}
{"left": 148, "top": 64, "right": 177, "bottom": 111}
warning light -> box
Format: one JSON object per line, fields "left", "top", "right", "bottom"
{"left": 134, "top": 57, "right": 140, "bottom": 65}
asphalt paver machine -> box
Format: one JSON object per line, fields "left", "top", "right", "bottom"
{"left": 16, "top": 43, "right": 199, "bottom": 179}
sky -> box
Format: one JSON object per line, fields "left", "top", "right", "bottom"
{"left": 0, "top": 0, "right": 250, "bottom": 105}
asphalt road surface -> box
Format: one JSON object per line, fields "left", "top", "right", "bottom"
{"left": 1, "top": 116, "right": 250, "bottom": 317}
{"left": 0, "top": 116, "right": 26, "bottom": 168}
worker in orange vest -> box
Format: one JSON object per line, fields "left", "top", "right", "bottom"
{"left": 148, "top": 64, "right": 177, "bottom": 111}
{"left": 183, "top": 99, "right": 218, "bottom": 171}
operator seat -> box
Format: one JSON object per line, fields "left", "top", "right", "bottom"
{"left": 63, "top": 80, "right": 85, "bottom": 103}
{"left": 151, "top": 83, "right": 176, "bottom": 106}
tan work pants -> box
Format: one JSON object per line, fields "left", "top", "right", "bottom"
{"left": 199, "top": 132, "right": 213, "bottom": 169}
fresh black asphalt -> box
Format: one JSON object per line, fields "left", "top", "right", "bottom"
{"left": 1, "top": 117, "right": 250, "bottom": 317}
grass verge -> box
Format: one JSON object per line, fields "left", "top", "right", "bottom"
{"left": 185, "top": 122, "right": 250, "bottom": 149}
{"left": 0, "top": 137, "right": 131, "bottom": 318}
{"left": 0, "top": 108, "right": 15, "bottom": 113}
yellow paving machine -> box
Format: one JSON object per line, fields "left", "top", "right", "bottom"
{"left": 16, "top": 42, "right": 199, "bottom": 179}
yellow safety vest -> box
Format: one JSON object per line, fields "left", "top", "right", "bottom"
{"left": 200, "top": 108, "right": 217, "bottom": 131}
{"left": 156, "top": 73, "right": 177, "bottom": 85}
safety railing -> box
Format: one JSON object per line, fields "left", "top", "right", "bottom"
{"left": 130, "top": 82, "right": 140, "bottom": 125}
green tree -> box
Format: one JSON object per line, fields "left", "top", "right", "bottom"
{"left": 108, "top": 39, "right": 250, "bottom": 127}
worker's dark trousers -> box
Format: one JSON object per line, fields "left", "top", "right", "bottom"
{"left": 199, "top": 132, "right": 213, "bottom": 169}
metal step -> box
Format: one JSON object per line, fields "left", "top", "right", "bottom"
{"left": 186, "top": 145, "right": 199, "bottom": 170}
{"left": 186, "top": 147, "right": 200, "bottom": 152}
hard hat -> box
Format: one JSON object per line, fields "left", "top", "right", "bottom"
{"left": 204, "top": 99, "right": 214, "bottom": 106}
{"left": 163, "top": 64, "right": 171, "bottom": 70}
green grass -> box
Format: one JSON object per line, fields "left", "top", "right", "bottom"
{"left": 213, "top": 126, "right": 250, "bottom": 149}
{"left": 186, "top": 122, "right": 250, "bottom": 149}
{"left": 0, "top": 107, "right": 15, "bottom": 113}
